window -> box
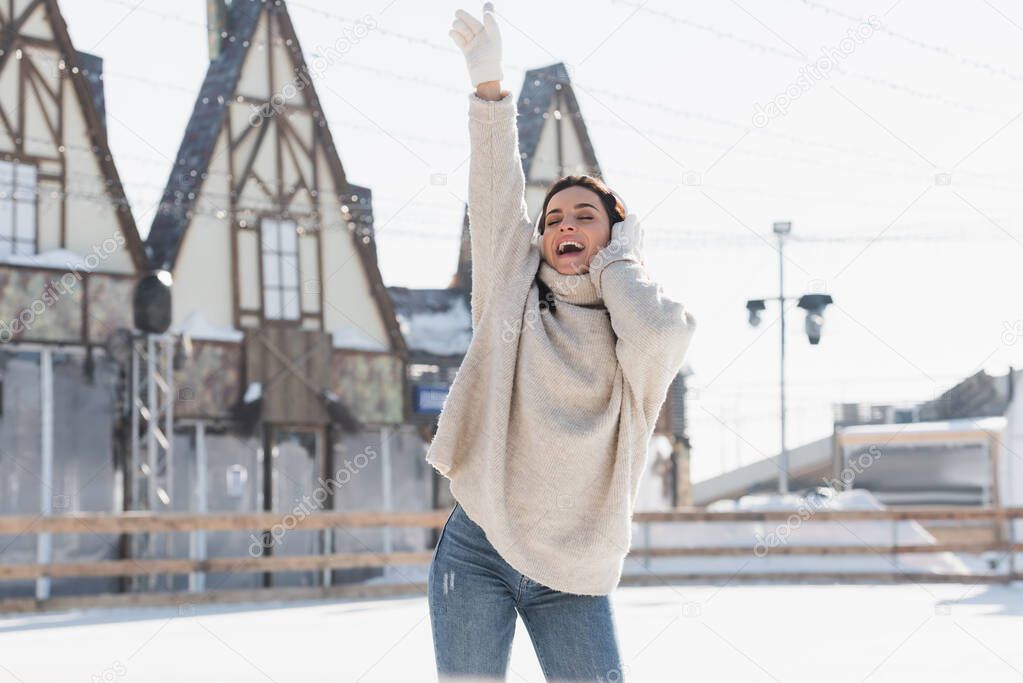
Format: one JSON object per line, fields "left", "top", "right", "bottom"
{"left": 0, "top": 161, "right": 37, "bottom": 256}
{"left": 260, "top": 217, "right": 300, "bottom": 320}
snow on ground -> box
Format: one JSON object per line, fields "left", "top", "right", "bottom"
{"left": 2, "top": 582, "right": 1023, "bottom": 682}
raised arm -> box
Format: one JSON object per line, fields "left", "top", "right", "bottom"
{"left": 589, "top": 215, "right": 697, "bottom": 421}
{"left": 466, "top": 85, "right": 530, "bottom": 282}
{"left": 470, "top": 79, "right": 529, "bottom": 233}
{"left": 451, "top": 4, "right": 532, "bottom": 329}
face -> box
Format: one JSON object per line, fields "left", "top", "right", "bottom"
{"left": 540, "top": 186, "right": 612, "bottom": 275}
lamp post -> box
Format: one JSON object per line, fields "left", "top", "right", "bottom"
{"left": 745, "top": 222, "right": 833, "bottom": 495}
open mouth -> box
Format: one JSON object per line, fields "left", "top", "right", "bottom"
{"left": 556, "top": 240, "right": 585, "bottom": 258}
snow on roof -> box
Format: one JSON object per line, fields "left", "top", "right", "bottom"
{"left": 395, "top": 297, "right": 472, "bottom": 357}
{"left": 174, "top": 310, "right": 244, "bottom": 342}
{"left": 0, "top": 248, "right": 93, "bottom": 270}
{"left": 387, "top": 287, "right": 472, "bottom": 357}
{"left": 693, "top": 434, "right": 833, "bottom": 506}
{"left": 332, "top": 324, "right": 389, "bottom": 352}
{"left": 694, "top": 417, "right": 1009, "bottom": 507}
{"left": 840, "top": 415, "right": 1006, "bottom": 436}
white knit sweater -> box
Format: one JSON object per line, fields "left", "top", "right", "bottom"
{"left": 425, "top": 91, "right": 696, "bottom": 596}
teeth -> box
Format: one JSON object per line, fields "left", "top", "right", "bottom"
{"left": 557, "top": 240, "right": 583, "bottom": 255}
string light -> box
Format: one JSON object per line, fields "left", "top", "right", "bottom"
{"left": 8, "top": 0, "right": 1016, "bottom": 254}
{"left": 97, "top": 0, "right": 1010, "bottom": 117}
{"left": 26, "top": 4, "right": 1018, "bottom": 187}
{"left": 11, "top": 175, "right": 1016, "bottom": 253}
{"left": 609, "top": 0, "right": 1013, "bottom": 116}
{"left": 788, "top": 0, "right": 1023, "bottom": 82}
{"left": 12, "top": 117, "right": 1021, "bottom": 225}
{"left": 49, "top": 49, "right": 1015, "bottom": 190}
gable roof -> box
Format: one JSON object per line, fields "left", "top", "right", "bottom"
{"left": 76, "top": 51, "right": 107, "bottom": 133}
{"left": 145, "top": 0, "right": 264, "bottom": 269}
{"left": 0, "top": 0, "right": 149, "bottom": 272}
{"left": 146, "top": 0, "right": 406, "bottom": 355}
{"left": 516, "top": 62, "right": 602, "bottom": 180}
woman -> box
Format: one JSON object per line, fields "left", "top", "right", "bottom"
{"left": 427, "top": 4, "right": 696, "bottom": 681}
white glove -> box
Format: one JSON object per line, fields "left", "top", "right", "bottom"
{"left": 589, "top": 213, "right": 645, "bottom": 287}
{"left": 449, "top": 3, "right": 504, "bottom": 88}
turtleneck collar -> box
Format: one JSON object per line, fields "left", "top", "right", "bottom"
{"left": 536, "top": 258, "right": 603, "bottom": 307}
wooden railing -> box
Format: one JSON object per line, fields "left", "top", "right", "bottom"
{"left": 0, "top": 507, "right": 1020, "bottom": 613}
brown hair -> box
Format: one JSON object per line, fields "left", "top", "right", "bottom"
{"left": 536, "top": 174, "right": 626, "bottom": 235}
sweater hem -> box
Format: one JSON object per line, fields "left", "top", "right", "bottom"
{"left": 425, "top": 453, "right": 451, "bottom": 477}
{"left": 450, "top": 483, "right": 623, "bottom": 598}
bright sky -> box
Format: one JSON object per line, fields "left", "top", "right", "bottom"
{"left": 59, "top": 0, "right": 1023, "bottom": 483}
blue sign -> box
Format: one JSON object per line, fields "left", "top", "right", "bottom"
{"left": 414, "top": 385, "right": 449, "bottom": 414}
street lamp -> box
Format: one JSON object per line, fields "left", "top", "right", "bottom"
{"left": 744, "top": 222, "right": 833, "bottom": 495}
{"left": 798, "top": 294, "right": 834, "bottom": 345}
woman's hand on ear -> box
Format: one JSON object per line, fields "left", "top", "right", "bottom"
{"left": 588, "top": 214, "right": 645, "bottom": 294}
{"left": 449, "top": 3, "right": 504, "bottom": 92}
{"left": 604, "top": 213, "right": 645, "bottom": 266}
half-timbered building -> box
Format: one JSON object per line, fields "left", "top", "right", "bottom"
{"left": 0, "top": 0, "right": 150, "bottom": 598}
{"left": 147, "top": 0, "right": 430, "bottom": 590}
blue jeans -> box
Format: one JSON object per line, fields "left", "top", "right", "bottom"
{"left": 428, "top": 501, "right": 625, "bottom": 682}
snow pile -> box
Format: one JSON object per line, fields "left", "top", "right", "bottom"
{"left": 243, "top": 382, "right": 262, "bottom": 404}
{"left": 625, "top": 488, "right": 973, "bottom": 577}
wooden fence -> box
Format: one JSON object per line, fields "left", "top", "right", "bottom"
{"left": 0, "top": 507, "right": 1020, "bottom": 613}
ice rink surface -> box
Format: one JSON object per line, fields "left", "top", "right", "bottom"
{"left": 2, "top": 582, "right": 1023, "bottom": 682}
